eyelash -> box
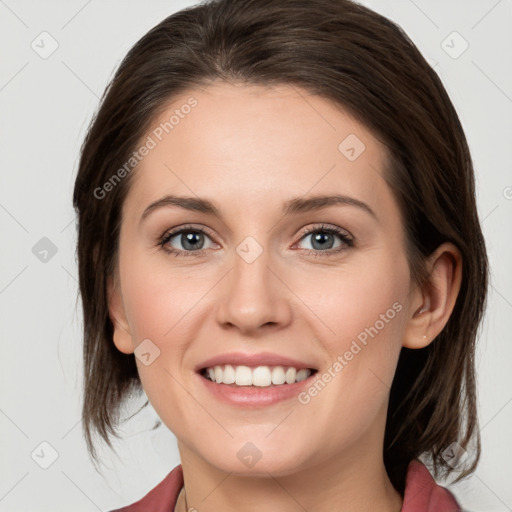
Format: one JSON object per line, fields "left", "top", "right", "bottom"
{"left": 157, "top": 223, "right": 354, "bottom": 258}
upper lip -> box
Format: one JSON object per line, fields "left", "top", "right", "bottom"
{"left": 195, "top": 352, "right": 318, "bottom": 372}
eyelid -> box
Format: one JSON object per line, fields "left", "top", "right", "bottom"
{"left": 294, "top": 223, "right": 352, "bottom": 242}
{"left": 160, "top": 223, "right": 217, "bottom": 240}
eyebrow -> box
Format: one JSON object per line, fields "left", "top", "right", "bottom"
{"left": 140, "top": 193, "right": 377, "bottom": 224}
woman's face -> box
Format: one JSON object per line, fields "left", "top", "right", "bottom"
{"left": 110, "top": 81, "right": 416, "bottom": 476}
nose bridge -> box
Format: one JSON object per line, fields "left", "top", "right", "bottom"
{"left": 216, "top": 234, "right": 290, "bottom": 331}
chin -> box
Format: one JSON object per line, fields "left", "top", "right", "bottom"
{"left": 199, "top": 441, "right": 310, "bottom": 477}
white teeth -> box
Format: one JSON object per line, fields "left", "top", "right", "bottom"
{"left": 271, "top": 366, "right": 286, "bottom": 385}
{"left": 204, "top": 365, "right": 312, "bottom": 386}
{"left": 223, "top": 364, "right": 236, "bottom": 384}
{"left": 285, "top": 367, "right": 296, "bottom": 384}
{"left": 295, "top": 368, "right": 310, "bottom": 382}
{"left": 235, "top": 365, "right": 252, "bottom": 386}
{"left": 252, "top": 366, "right": 272, "bottom": 387}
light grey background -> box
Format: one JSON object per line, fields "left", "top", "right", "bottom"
{"left": 1, "top": 0, "right": 511, "bottom": 510}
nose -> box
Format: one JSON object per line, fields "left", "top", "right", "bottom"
{"left": 215, "top": 245, "right": 292, "bottom": 335}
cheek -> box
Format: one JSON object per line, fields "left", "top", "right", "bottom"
{"left": 293, "top": 251, "right": 409, "bottom": 426}
{"left": 118, "top": 260, "right": 203, "bottom": 428}
{"left": 294, "top": 249, "right": 409, "bottom": 353}
{"left": 119, "top": 243, "right": 200, "bottom": 341}
{"left": 117, "top": 247, "right": 214, "bottom": 408}
{"left": 304, "top": 254, "right": 409, "bottom": 432}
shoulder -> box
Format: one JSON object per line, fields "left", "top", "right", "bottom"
{"left": 401, "top": 459, "right": 463, "bottom": 512}
{"left": 109, "top": 464, "right": 183, "bottom": 512}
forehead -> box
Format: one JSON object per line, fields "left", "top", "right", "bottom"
{"left": 123, "top": 81, "right": 395, "bottom": 225}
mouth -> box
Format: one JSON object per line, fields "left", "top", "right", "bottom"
{"left": 199, "top": 364, "right": 318, "bottom": 387}
{"left": 197, "top": 364, "right": 319, "bottom": 407}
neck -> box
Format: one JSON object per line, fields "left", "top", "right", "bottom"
{"left": 177, "top": 440, "right": 403, "bottom": 512}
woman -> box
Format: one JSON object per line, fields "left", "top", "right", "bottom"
{"left": 72, "top": 0, "right": 488, "bottom": 510}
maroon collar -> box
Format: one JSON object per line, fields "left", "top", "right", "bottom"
{"left": 111, "top": 465, "right": 183, "bottom": 512}
{"left": 111, "top": 459, "right": 461, "bottom": 511}
{"left": 401, "top": 459, "right": 461, "bottom": 511}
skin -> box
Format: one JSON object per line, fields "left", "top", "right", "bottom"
{"left": 108, "top": 81, "right": 462, "bottom": 512}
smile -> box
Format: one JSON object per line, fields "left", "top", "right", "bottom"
{"left": 198, "top": 365, "right": 319, "bottom": 407}
{"left": 201, "top": 364, "right": 316, "bottom": 387}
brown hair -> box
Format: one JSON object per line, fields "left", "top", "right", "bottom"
{"left": 73, "top": 0, "right": 488, "bottom": 494}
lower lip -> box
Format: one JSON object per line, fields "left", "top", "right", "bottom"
{"left": 197, "top": 371, "right": 317, "bottom": 407}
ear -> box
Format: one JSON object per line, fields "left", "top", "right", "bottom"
{"left": 402, "top": 242, "right": 462, "bottom": 349}
{"left": 107, "top": 273, "right": 135, "bottom": 354}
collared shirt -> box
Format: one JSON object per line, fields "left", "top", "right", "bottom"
{"left": 110, "top": 459, "right": 462, "bottom": 511}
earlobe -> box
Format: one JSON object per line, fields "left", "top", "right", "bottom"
{"left": 402, "top": 242, "right": 462, "bottom": 349}
{"left": 107, "top": 274, "right": 135, "bottom": 355}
